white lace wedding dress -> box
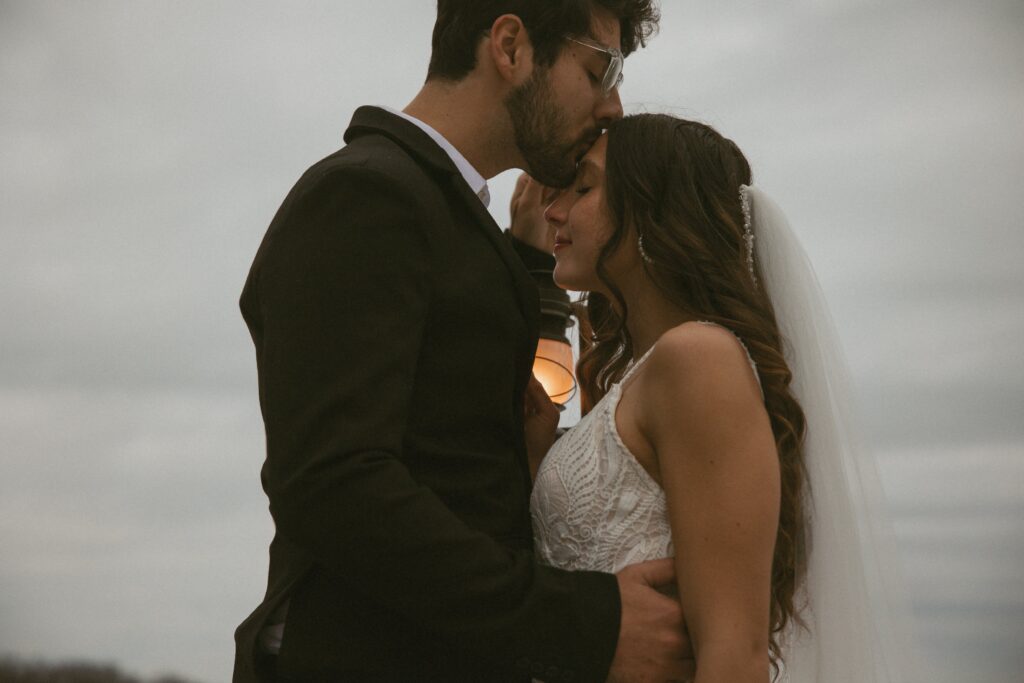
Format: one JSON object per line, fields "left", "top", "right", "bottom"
{"left": 530, "top": 323, "right": 760, "bottom": 574}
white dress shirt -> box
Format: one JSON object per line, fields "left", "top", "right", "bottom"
{"left": 383, "top": 106, "right": 491, "bottom": 207}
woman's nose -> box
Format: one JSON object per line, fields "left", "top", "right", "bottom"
{"left": 544, "top": 192, "right": 568, "bottom": 227}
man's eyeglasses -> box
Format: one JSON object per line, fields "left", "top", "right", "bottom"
{"left": 566, "top": 36, "right": 624, "bottom": 97}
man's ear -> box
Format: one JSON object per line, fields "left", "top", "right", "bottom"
{"left": 487, "top": 14, "right": 534, "bottom": 85}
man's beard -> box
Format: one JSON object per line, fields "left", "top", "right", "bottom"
{"left": 505, "top": 68, "right": 591, "bottom": 188}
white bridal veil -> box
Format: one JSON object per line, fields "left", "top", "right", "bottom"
{"left": 741, "top": 185, "right": 920, "bottom": 682}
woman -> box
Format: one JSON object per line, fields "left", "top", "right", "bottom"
{"left": 523, "top": 114, "right": 913, "bottom": 681}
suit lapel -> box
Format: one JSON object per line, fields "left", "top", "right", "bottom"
{"left": 447, "top": 179, "right": 541, "bottom": 342}
{"left": 344, "top": 106, "right": 540, "bottom": 343}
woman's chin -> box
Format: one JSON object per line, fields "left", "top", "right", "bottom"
{"left": 553, "top": 267, "right": 598, "bottom": 294}
{"left": 552, "top": 268, "right": 577, "bottom": 292}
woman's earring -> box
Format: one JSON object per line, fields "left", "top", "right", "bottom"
{"left": 637, "top": 233, "right": 654, "bottom": 264}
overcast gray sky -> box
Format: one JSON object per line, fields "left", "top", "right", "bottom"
{"left": 1, "top": 1, "right": 1022, "bottom": 682}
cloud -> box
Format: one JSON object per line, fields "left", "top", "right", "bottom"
{"left": 0, "top": 387, "right": 272, "bottom": 682}
{"left": 876, "top": 443, "right": 1024, "bottom": 682}
{"left": 625, "top": 0, "right": 1024, "bottom": 287}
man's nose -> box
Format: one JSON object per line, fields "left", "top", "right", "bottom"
{"left": 595, "top": 87, "right": 624, "bottom": 125}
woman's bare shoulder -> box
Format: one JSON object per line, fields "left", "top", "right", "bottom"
{"left": 648, "top": 322, "right": 755, "bottom": 379}
{"left": 640, "top": 321, "right": 764, "bottom": 426}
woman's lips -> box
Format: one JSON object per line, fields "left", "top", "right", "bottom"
{"left": 553, "top": 238, "right": 572, "bottom": 252}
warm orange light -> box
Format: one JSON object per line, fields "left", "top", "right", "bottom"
{"left": 532, "top": 337, "right": 577, "bottom": 405}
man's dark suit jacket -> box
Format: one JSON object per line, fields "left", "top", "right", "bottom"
{"left": 234, "top": 106, "right": 621, "bottom": 682}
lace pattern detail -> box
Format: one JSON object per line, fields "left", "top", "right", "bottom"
{"left": 531, "top": 346, "right": 672, "bottom": 573}
{"left": 530, "top": 322, "right": 760, "bottom": 573}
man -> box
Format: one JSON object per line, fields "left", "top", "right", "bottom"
{"left": 235, "top": 2, "right": 690, "bottom": 680}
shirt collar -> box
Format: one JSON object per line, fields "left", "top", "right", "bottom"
{"left": 382, "top": 106, "right": 491, "bottom": 208}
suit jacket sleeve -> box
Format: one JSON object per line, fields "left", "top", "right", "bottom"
{"left": 506, "top": 229, "right": 556, "bottom": 273}
{"left": 245, "top": 166, "right": 620, "bottom": 680}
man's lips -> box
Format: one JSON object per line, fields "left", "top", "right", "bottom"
{"left": 574, "top": 131, "right": 601, "bottom": 161}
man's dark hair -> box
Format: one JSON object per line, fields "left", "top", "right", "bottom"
{"left": 426, "top": 0, "right": 659, "bottom": 82}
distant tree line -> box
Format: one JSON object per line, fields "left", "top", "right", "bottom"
{"left": 0, "top": 657, "right": 201, "bottom": 683}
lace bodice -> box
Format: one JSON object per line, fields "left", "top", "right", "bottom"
{"left": 530, "top": 343, "right": 672, "bottom": 573}
{"left": 530, "top": 323, "right": 760, "bottom": 574}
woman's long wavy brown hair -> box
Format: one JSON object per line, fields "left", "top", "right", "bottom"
{"left": 577, "top": 114, "right": 808, "bottom": 674}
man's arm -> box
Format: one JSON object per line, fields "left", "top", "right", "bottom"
{"left": 250, "top": 166, "right": 621, "bottom": 680}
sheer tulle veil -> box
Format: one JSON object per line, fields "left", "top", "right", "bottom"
{"left": 741, "top": 186, "right": 920, "bottom": 682}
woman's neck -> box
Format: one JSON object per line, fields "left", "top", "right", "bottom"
{"left": 621, "top": 279, "right": 697, "bottom": 361}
